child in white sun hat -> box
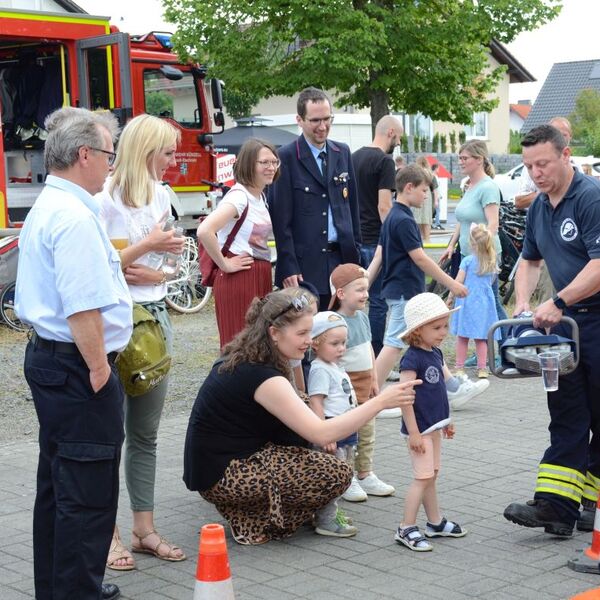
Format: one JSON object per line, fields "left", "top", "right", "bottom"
{"left": 394, "top": 293, "right": 469, "bottom": 552}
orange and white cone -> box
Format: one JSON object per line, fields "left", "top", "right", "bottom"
{"left": 193, "top": 524, "right": 235, "bottom": 599}
{"left": 568, "top": 497, "right": 600, "bottom": 574}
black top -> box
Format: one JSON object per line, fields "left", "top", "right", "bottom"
{"left": 522, "top": 170, "right": 600, "bottom": 308}
{"left": 379, "top": 202, "right": 424, "bottom": 300}
{"left": 352, "top": 146, "right": 396, "bottom": 244}
{"left": 183, "top": 360, "right": 308, "bottom": 491}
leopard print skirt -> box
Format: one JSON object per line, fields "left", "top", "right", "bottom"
{"left": 200, "top": 443, "right": 353, "bottom": 545}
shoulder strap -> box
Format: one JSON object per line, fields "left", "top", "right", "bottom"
{"left": 221, "top": 200, "right": 249, "bottom": 254}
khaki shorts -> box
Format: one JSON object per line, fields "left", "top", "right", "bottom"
{"left": 407, "top": 429, "right": 442, "bottom": 479}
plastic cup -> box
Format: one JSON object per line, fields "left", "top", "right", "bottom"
{"left": 539, "top": 351, "right": 559, "bottom": 392}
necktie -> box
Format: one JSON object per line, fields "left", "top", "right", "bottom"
{"left": 318, "top": 151, "right": 327, "bottom": 184}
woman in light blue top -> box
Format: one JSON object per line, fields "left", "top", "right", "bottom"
{"left": 440, "top": 140, "right": 507, "bottom": 323}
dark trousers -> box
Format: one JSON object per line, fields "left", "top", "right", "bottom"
{"left": 24, "top": 341, "right": 124, "bottom": 600}
{"left": 534, "top": 312, "right": 600, "bottom": 523}
{"left": 359, "top": 243, "right": 386, "bottom": 356}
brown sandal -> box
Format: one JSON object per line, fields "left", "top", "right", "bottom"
{"left": 131, "top": 529, "right": 186, "bottom": 562}
{"left": 107, "top": 530, "right": 136, "bottom": 571}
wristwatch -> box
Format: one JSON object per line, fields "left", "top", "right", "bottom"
{"left": 552, "top": 294, "right": 567, "bottom": 310}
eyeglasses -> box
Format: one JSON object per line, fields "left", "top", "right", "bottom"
{"left": 256, "top": 159, "right": 281, "bottom": 168}
{"left": 458, "top": 155, "right": 474, "bottom": 162}
{"left": 304, "top": 116, "right": 334, "bottom": 126}
{"left": 89, "top": 147, "right": 117, "bottom": 166}
{"left": 270, "top": 294, "right": 311, "bottom": 323}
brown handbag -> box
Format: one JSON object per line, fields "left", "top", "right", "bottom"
{"left": 199, "top": 202, "right": 249, "bottom": 286}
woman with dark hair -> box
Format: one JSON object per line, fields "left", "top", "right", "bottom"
{"left": 197, "top": 138, "right": 279, "bottom": 348}
{"left": 184, "top": 289, "right": 420, "bottom": 545}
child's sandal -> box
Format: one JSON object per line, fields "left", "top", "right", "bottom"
{"left": 394, "top": 526, "right": 433, "bottom": 552}
{"left": 424, "top": 517, "right": 467, "bottom": 538}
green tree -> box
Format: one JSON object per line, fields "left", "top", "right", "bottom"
{"left": 145, "top": 91, "right": 174, "bottom": 118}
{"left": 420, "top": 135, "right": 428, "bottom": 153}
{"left": 509, "top": 129, "right": 522, "bottom": 154}
{"left": 449, "top": 131, "right": 457, "bottom": 153}
{"left": 570, "top": 89, "right": 600, "bottom": 155}
{"left": 432, "top": 132, "right": 440, "bottom": 153}
{"left": 223, "top": 87, "right": 261, "bottom": 120}
{"left": 163, "top": 0, "right": 560, "bottom": 131}
{"left": 400, "top": 133, "right": 409, "bottom": 154}
{"left": 440, "top": 133, "right": 447, "bottom": 154}
{"left": 459, "top": 130, "right": 467, "bottom": 145}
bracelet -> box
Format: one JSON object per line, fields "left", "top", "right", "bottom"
{"left": 154, "top": 270, "right": 168, "bottom": 286}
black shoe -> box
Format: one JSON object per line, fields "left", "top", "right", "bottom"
{"left": 577, "top": 507, "right": 595, "bottom": 532}
{"left": 503, "top": 499, "right": 573, "bottom": 536}
{"left": 102, "top": 583, "right": 121, "bottom": 600}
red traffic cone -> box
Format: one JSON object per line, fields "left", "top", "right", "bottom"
{"left": 569, "top": 498, "right": 600, "bottom": 574}
{"left": 193, "top": 524, "right": 235, "bottom": 599}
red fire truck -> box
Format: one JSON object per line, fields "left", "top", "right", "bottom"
{"left": 0, "top": 8, "right": 225, "bottom": 231}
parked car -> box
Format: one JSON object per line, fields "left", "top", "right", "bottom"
{"left": 493, "top": 157, "right": 600, "bottom": 203}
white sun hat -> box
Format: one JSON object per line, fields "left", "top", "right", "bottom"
{"left": 397, "top": 292, "right": 460, "bottom": 340}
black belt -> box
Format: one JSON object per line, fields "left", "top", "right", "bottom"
{"left": 326, "top": 242, "right": 340, "bottom": 252}
{"left": 31, "top": 332, "right": 118, "bottom": 364}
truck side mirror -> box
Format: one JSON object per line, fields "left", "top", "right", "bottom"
{"left": 210, "top": 78, "right": 224, "bottom": 110}
{"left": 160, "top": 65, "right": 184, "bottom": 81}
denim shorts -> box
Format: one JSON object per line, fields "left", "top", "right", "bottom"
{"left": 383, "top": 298, "right": 408, "bottom": 349}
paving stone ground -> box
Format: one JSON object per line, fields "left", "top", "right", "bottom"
{"left": 3, "top": 375, "right": 600, "bottom": 599}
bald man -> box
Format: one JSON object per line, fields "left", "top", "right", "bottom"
{"left": 352, "top": 115, "right": 403, "bottom": 356}
{"left": 515, "top": 117, "right": 573, "bottom": 210}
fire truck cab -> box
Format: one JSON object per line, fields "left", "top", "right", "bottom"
{"left": 0, "top": 8, "right": 224, "bottom": 231}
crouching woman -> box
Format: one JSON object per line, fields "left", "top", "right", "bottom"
{"left": 183, "top": 289, "right": 420, "bottom": 545}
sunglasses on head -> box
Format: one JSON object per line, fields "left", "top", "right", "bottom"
{"left": 270, "top": 294, "right": 311, "bottom": 323}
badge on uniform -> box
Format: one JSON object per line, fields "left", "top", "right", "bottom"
{"left": 342, "top": 187, "right": 348, "bottom": 199}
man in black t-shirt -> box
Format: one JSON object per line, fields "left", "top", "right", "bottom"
{"left": 352, "top": 115, "right": 402, "bottom": 355}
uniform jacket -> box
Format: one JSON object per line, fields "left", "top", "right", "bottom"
{"left": 269, "top": 135, "right": 361, "bottom": 293}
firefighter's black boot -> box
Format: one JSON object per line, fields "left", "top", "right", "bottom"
{"left": 503, "top": 499, "right": 573, "bottom": 536}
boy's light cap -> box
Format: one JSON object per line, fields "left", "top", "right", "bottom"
{"left": 397, "top": 292, "right": 460, "bottom": 340}
{"left": 311, "top": 311, "right": 347, "bottom": 339}
{"left": 328, "top": 263, "right": 369, "bottom": 310}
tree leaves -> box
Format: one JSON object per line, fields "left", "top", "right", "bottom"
{"left": 163, "top": 0, "right": 560, "bottom": 125}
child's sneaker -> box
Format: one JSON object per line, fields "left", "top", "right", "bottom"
{"left": 357, "top": 473, "right": 395, "bottom": 497}
{"left": 342, "top": 476, "right": 368, "bottom": 502}
{"left": 424, "top": 517, "right": 467, "bottom": 538}
{"left": 454, "top": 368, "right": 466, "bottom": 378}
{"left": 315, "top": 509, "right": 358, "bottom": 537}
{"left": 394, "top": 525, "right": 432, "bottom": 552}
{"left": 447, "top": 375, "right": 489, "bottom": 410}
{"left": 478, "top": 368, "right": 490, "bottom": 379}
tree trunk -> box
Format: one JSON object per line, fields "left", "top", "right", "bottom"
{"left": 369, "top": 88, "right": 390, "bottom": 137}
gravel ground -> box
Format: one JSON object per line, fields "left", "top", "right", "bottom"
{"left": 0, "top": 299, "right": 220, "bottom": 444}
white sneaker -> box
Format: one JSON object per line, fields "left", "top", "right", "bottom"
{"left": 358, "top": 473, "right": 395, "bottom": 496}
{"left": 386, "top": 370, "right": 400, "bottom": 382}
{"left": 447, "top": 376, "right": 489, "bottom": 410}
{"left": 342, "top": 476, "right": 368, "bottom": 502}
{"left": 376, "top": 407, "right": 402, "bottom": 419}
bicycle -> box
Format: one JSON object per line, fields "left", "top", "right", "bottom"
{"left": 165, "top": 236, "right": 212, "bottom": 314}
{"left": 0, "top": 281, "right": 28, "bottom": 332}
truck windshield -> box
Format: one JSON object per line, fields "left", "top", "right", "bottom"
{"left": 143, "top": 69, "right": 202, "bottom": 128}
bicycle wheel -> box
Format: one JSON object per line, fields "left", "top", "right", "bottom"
{"left": 0, "top": 282, "right": 28, "bottom": 332}
{"left": 501, "top": 279, "right": 515, "bottom": 305}
{"left": 165, "top": 237, "right": 212, "bottom": 314}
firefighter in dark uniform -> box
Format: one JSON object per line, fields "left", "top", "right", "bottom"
{"left": 269, "top": 87, "right": 361, "bottom": 310}
{"left": 504, "top": 124, "right": 600, "bottom": 536}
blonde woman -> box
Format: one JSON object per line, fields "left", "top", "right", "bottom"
{"left": 441, "top": 139, "right": 507, "bottom": 325}
{"left": 98, "top": 114, "right": 186, "bottom": 570}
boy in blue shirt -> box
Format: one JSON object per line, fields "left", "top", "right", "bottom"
{"left": 368, "top": 165, "right": 485, "bottom": 409}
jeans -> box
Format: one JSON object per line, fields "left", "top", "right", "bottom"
{"left": 359, "top": 244, "right": 387, "bottom": 356}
